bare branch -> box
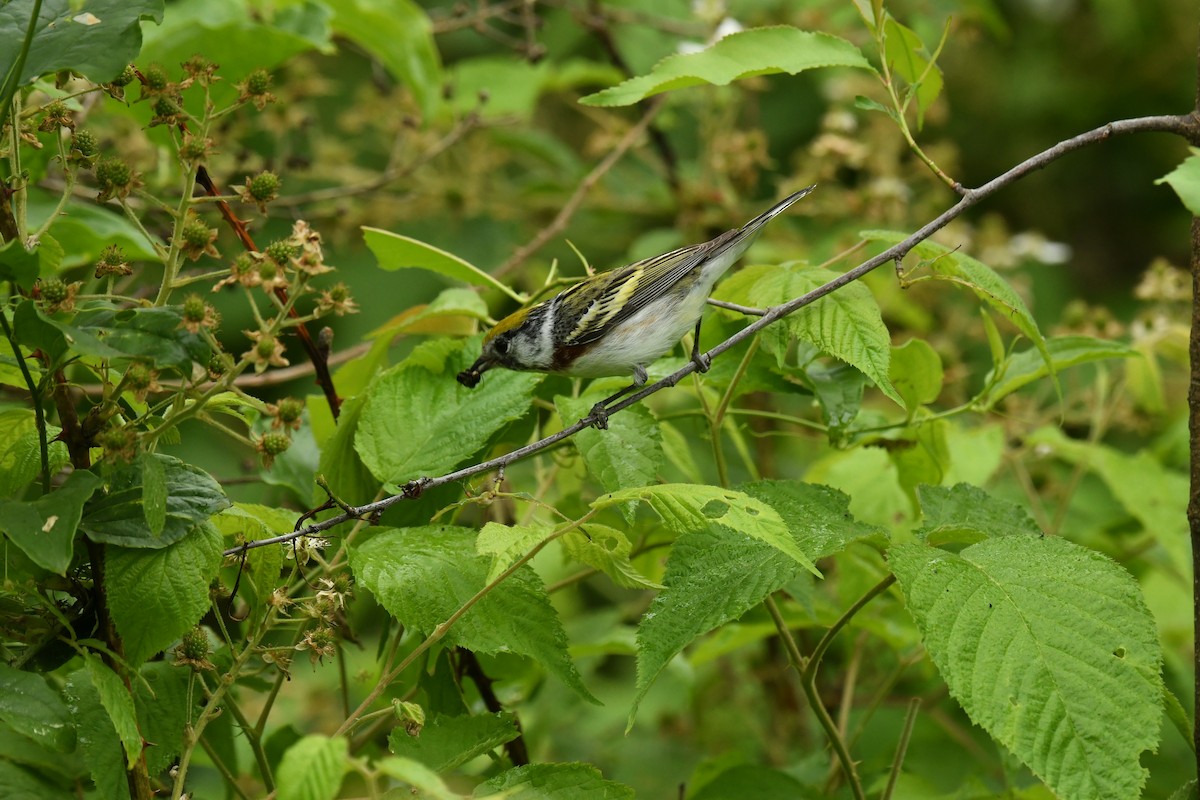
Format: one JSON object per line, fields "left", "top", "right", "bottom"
{"left": 225, "top": 113, "right": 1198, "bottom": 557}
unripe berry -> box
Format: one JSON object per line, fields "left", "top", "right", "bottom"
{"left": 247, "top": 171, "right": 280, "bottom": 202}
{"left": 260, "top": 431, "right": 291, "bottom": 456}
{"left": 276, "top": 397, "right": 303, "bottom": 425}
{"left": 70, "top": 129, "right": 99, "bottom": 157}
{"left": 143, "top": 63, "right": 170, "bottom": 92}
{"left": 244, "top": 69, "right": 272, "bottom": 96}
{"left": 40, "top": 278, "right": 68, "bottom": 305}
{"left": 111, "top": 65, "right": 137, "bottom": 87}
{"left": 264, "top": 239, "right": 296, "bottom": 267}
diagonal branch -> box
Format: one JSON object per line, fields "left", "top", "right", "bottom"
{"left": 225, "top": 112, "right": 1200, "bottom": 557}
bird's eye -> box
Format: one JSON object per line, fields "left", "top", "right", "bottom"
{"left": 493, "top": 338, "right": 509, "bottom": 355}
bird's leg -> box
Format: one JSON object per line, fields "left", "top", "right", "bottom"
{"left": 589, "top": 366, "right": 647, "bottom": 430}
{"left": 690, "top": 317, "right": 712, "bottom": 373}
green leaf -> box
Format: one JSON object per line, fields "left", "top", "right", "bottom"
{"left": 882, "top": 17, "right": 944, "bottom": 127}
{"left": 580, "top": 26, "right": 872, "bottom": 106}
{"left": 805, "top": 361, "right": 866, "bottom": 437}
{"left": 139, "top": 0, "right": 331, "bottom": 90}
{"left": 888, "top": 420, "right": 950, "bottom": 508}
{"left": 564, "top": 525, "right": 663, "bottom": 590}
{"left": 84, "top": 655, "right": 140, "bottom": 770}
{"left": 1157, "top": 147, "right": 1200, "bottom": 216}
{"left": 629, "top": 481, "right": 879, "bottom": 724}
{"left": 81, "top": 454, "right": 228, "bottom": 548}
{"left": 42, "top": 305, "right": 210, "bottom": 373}
{"left": 329, "top": 0, "right": 441, "bottom": 122}
{"left": 211, "top": 503, "right": 289, "bottom": 606}
{"left": 316, "top": 392, "right": 380, "bottom": 507}
{"left": 0, "top": 662, "right": 75, "bottom": 752}
{"left": 985, "top": 335, "right": 1137, "bottom": 406}
{"left": 105, "top": 522, "right": 223, "bottom": 666}
{"left": 475, "top": 763, "right": 635, "bottom": 799}
{"left": 1026, "top": 427, "right": 1190, "bottom": 577}
{"left": 861, "top": 230, "right": 1051, "bottom": 378}
{"left": 388, "top": 712, "right": 519, "bottom": 772}
{"left": 276, "top": 734, "right": 349, "bottom": 800}
{"left": 362, "top": 227, "right": 518, "bottom": 300}
{"left": 447, "top": 57, "right": 546, "bottom": 121}
{"left": 890, "top": 536, "right": 1162, "bottom": 800}
{"left": 595, "top": 483, "right": 818, "bottom": 576}
{"left": 0, "top": 239, "right": 40, "bottom": 289}
{"left": 889, "top": 338, "right": 943, "bottom": 411}
{"left": 62, "top": 669, "right": 128, "bottom": 800}
{"left": 376, "top": 757, "right": 459, "bottom": 799}
{"left": 350, "top": 526, "right": 597, "bottom": 702}
{"left": 477, "top": 522, "right": 554, "bottom": 583}
{"left": 715, "top": 263, "right": 902, "bottom": 407}
{"left": 134, "top": 661, "right": 190, "bottom": 775}
{"left": 27, "top": 193, "right": 159, "bottom": 268}
{"left": 916, "top": 483, "right": 1041, "bottom": 545}
{"left": 690, "top": 764, "right": 808, "bottom": 800}
{"left": 141, "top": 454, "right": 167, "bottom": 537}
{"left": 355, "top": 339, "right": 541, "bottom": 485}
{"left": 556, "top": 395, "right": 663, "bottom": 514}
{"left": 367, "top": 287, "right": 491, "bottom": 341}
{"left": 0, "top": 0, "right": 164, "bottom": 87}
{"left": 0, "top": 468, "right": 100, "bottom": 574}
{"left": 12, "top": 299, "right": 69, "bottom": 365}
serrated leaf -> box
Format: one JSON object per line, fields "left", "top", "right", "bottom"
{"left": 276, "top": 734, "right": 349, "bottom": 800}
{"left": 38, "top": 305, "right": 210, "bottom": 373}
{"left": 890, "top": 536, "right": 1162, "bottom": 800}
{"left": 596, "top": 483, "right": 817, "bottom": 577}
{"left": 0, "top": 0, "right": 164, "bottom": 88}
{"left": 134, "top": 661, "right": 190, "bottom": 775}
{"left": 141, "top": 454, "right": 167, "bottom": 537}
{"left": 890, "top": 338, "right": 943, "bottom": 411}
{"left": 888, "top": 419, "right": 950, "bottom": 508}
{"left": 211, "top": 503, "right": 289, "bottom": 605}
{"left": 388, "top": 712, "right": 519, "bottom": 772}
{"left": 355, "top": 339, "right": 541, "bottom": 484}
{"left": 62, "top": 669, "right": 128, "bottom": 800}
{"left": 985, "top": 335, "right": 1136, "bottom": 405}
{"left": 363, "top": 227, "right": 515, "bottom": 298}
{"left": 556, "top": 395, "right": 663, "bottom": 515}
{"left": 477, "top": 521, "right": 554, "bottom": 583}
{"left": 1026, "top": 427, "right": 1189, "bottom": 577}
{"left": 806, "top": 360, "right": 866, "bottom": 437}
{"left": 475, "top": 763, "right": 634, "bottom": 799}
{"left": 350, "top": 526, "right": 597, "bottom": 702}
{"left": 564, "top": 525, "right": 662, "bottom": 590}
{"left": 105, "top": 523, "right": 223, "bottom": 666}
{"left": 580, "top": 26, "right": 872, "bottom": 107}
{"left": 1157, "top": 147, "right": 1200, "bottom": 216}
{"left": 0, "top": 409, "right": 68, "bottom": 497}
{"left": 12, "top": 299, "right": 69, "bottom": 365}
{"left": 330, "top": 0, "right": 441, "bottom": 122}
{"left": 629, "top": 481, "right": 880, "bottom": 724}
{"left": 715, "top": 263, "right": 902, "bottom": 407}
{"left": 0, "top": 468, "right": 100, "bottom": 574}
{"left": 861, "top": 230, "right": 1051, "bottom": 381}
{"left": 84, "top": 655, "right": 140, "bottom": 770}
{"left": 0, "top": 239, "right": 40, "bottom": 289}
{"left": 81, "top": 454, "right": 228, "bottom": 548}
{"left": 916, "top": 483, "right": 1041, "bottom": 545}
{"left": 0, "top": 662, "right": 75, "bottom": 752}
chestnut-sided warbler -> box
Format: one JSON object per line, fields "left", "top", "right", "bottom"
{"left": 457, "top": 186, "right": 815, "bottom": 417}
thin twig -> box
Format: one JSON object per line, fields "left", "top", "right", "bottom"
{"left": 881, "top": 698, "right": 921, "bottom": 800}
{"left": 224, "top": 112, "right": 1199, "bottom": 557}
{"left": 491, "top": 97, "right": 665, "bottom": 280}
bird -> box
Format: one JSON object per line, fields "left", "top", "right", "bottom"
{"left": 457, "top": 186, "right": 815, "bottom": 425}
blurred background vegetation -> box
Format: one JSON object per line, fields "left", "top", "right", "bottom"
{"left": 25, "top": 0, "right": 1194, "bottom": 795}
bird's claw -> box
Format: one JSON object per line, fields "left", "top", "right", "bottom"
{"left": 589, "top": 402, "right": 611, "bottom": 430}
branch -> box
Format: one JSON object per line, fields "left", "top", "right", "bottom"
{"left": 490, "top": 97, "right": 665, "bottom": 280}
{"left": 225, "top": 112, "right": 1198, "bottom": 557}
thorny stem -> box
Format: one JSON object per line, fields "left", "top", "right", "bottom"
{"left": 226, "top": 113, "right": 1200, "bottom": 558}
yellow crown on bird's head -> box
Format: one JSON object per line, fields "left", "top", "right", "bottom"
{"left": 482, "top": 305, "right": 533, "bottom": 345}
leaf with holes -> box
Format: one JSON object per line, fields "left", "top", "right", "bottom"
{"left": 890, "top": 536, "right": 1162, "bottom": 800}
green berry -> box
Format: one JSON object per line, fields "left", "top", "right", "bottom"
{"left": 179, "top": 627, "right": 210, "bottom": 661}
{"left": 327, "top": 283, "right": 349, "bottom": 303}
{"left": 182, "top": 294, "right": 207, "bottom": 323}
{"left": 125, "top": 362, "right": 154, "bottom": 391}
{"left": 207, "top": 354, "right": 226, "bottom": 377}
{"left": 246, "top": 171, "right": 280, "bottom": 202}
{"left": 244, "top": 69, "right": 272, "bottom": 96}
{"left": 255, "top": 336, "right": 278, "bottom": 360}
{"left": 276, "top": 397, "right": 303, "bottom": 424}
{"left": 143, "top": 63, "right": 170, "bottom": 91}
{"left": 264, "top": 239, "right": 296, "bottom": 267}
{"left": 257, "top": 258, "right": 278, "bottom": 281}
{"left": 111, "top": 65, "right": 137, "bottom": 87}
{"left": 40, "top": 278, "right": 68, "bottom": 305}
{"left": 181, "top": 219, "right": 213, "bottom": 249}
{"left": 94, "top": 156, "right": 133, "bottom": 193}
{"left": 259, "top": 431, "right": 291, "bottom": 456}
{"left": 71, "top": 129, "right": 99, "bottom": 157}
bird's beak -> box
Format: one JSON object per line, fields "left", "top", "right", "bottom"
{"left": 456, "top": 355, "right": 493, "bottom": 388}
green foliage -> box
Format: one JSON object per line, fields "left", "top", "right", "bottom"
{"left": 0, "top": 0, "right": 1191, "bottom": 798}
{"left": 1157, "top": 148, "right": 1200, "bottom": 215}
